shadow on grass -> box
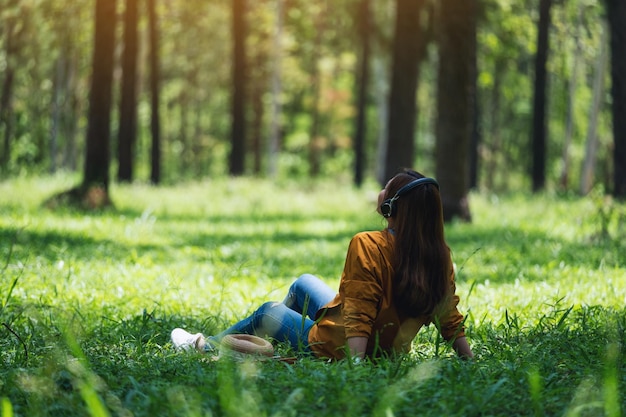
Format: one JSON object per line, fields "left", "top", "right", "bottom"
{"left": 447, "top": 225, "right": 625, "bottom": 283}
{"left": 0, "top": 223, "right": 355, "bottom": 263}
{"left": 1, "top": 212, "right": 624, "bottom": 286}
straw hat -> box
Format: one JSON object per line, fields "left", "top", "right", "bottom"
{"left": 219, "top": 334, "right": 275, "bottom": 359}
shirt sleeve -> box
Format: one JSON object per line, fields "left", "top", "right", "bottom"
{"left": 339, "top": 234, "right": 383, "bottom": 339}
{"left": 433, "top": 269, "right": 466, "bottom": 341}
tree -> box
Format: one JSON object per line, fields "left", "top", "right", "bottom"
{"left": 384, "top": 0, "right": 428, "bottom": 184}
{"left": 468, "top": 0, "right": 481, "bottom": 190}
{"left": 558, "top": 1, "right": 583, "bottom": 190}
{"left": 435, "top": 0, "right": 476, "bottom": 222}
{"left": 531, "top": 0, "right": 553, "bottom": 192}
{"left": 83, "top": 0, "right": 117, "bottom": 193}
{"left": 267, "top": 0, "right": 283, "bottom": 179}
{"left": 46, "top": 0, "right": 90, "bottom": 174}
{"left": 307, "top": 2, "right": 326, "bottom": 178}
{"left": 147, "top": 0, "right": 161, "bottom": 184}
{"left": 580, "top": 22, "right": 608, "bottom": 195}
{"left": 0, "top": 0, "right": 24, "bottom": 172}
{"left": 605, "top": 0, "right": 626, "bottom": 198}
{"left": 229, "top": 0, "right": 247, "bottom": 176}
{"left": 117, "top": 0, "right": 139, "bottom": 183}
{"left": 47, "top": 0, "right": 117, "bottom": 208}
{"left": 248, "top": 1, "right": 270, "bottom": 175}
{"left": 353, "top": 0, "right": 371, "bottom": 187}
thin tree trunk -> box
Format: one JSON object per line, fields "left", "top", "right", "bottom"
{"left": 179, "top": 94, "right": 190, "bottom": 176}
{"left": 1, "top": 67, "right": 15, "bottom": 171}
{"left": 559, "top": 2, "right": 583, "bottom": 190}
{"left": 268, "top": 0, "right": 283, "bottom": 178}
{"left": 64, "top": 90, "right": 80, "bottom": 171}
{"left": 353, "top": 0, "right": 371, "bottom": 187}
{"left": 308, "top": 3, "right": 326, "bottom": 178}
{"left": 229, "top": 0, "right": 247, "bottom": 176}
{"left": 468, "top": 0, "right": 480, "bottom": 190}
{"left": 118, "top": 0, "right": 139, "bottom": 183}
{"left": 374, "top": 56, "right": 389, "bottom": 185}
{"left": 605, "top": 0, "right": 626, "bottom": 198}
{"left": 0, "top": 24, "right": 16, "bottom": 171}
{"left": 531, "top": 0, "right": 552, "bottom": 192}
{"left": 62, "top": 55, "right": 78, "bottom": 171}
{"left": 194, "top": 103, "right": 204, "bottom": 177}
{"left": 251, "top": 74, "right": 264, "bottom": 174}
{"left": 250, "top": 10, "right": 268, "bottom": 176}
{"left": 580, "top": 22, "right": 608, "bottom": 195}
{"left": 147, "top": 0, "right": 161, "bottom": 184}
{"left": 485, "top": 62, "right": 502, "bottom": 191}
{"left": 49, "top": 55, "right": 65, "bottom": 173}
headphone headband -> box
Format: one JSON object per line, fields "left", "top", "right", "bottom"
{"left": 380, "top": 177, "right": 439, "bottom": 218}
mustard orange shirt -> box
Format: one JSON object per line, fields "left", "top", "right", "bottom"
{"left": 308, "top": 230, "right": 465, "bottom": 359}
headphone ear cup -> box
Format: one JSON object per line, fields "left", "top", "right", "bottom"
{"left": 380, "top": 199, "right": 394, "bottom": 218}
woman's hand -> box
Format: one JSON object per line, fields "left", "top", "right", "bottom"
{"left": 346, "top": 336, "right": 368, "bottom": 360}
{"left": 452, "top": 336, "right": 474, "bottom": 359}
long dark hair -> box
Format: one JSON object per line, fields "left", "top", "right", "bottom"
{"left": 385, "top": 170, "right": 452, "bottom": 317}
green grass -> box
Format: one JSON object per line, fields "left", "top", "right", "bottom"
{"left": 1, "top": 175, "right": 625, "bottom": 416}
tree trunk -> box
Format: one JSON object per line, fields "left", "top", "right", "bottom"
{"left": 485, "top": 59, "right": 504, "bottom": 191}
{"left": 308, "top": 4, "right": 325, "bottom": 178}
{"left": 435, "top": 0, "right": 475, "bottom": 222}
{"left": 251, "top": 72, "right": 265, "bottom": 175}
{"left": 605, "top": 0, "right": 626, "bottom": 198}
{"left": 559, "top": 2, "right": 583, "bottom": 190}
{"left": 384, "top": 0, "right": 427, "bottom": 184}
{"left": 179, "top": 94, "right": 190, "bottom": 176}
{"left": 468, "top": 0, "right": 480, "bottom": 190}
{"left": 229, "top": 0, "right": 247, "bottom": 176}
{"left": 0, "top": 65, "right": 15, "bottom": 172}
{"left": 47, "top": 0, "right": 117, "bottom": 209}
{"left": 580, "top": 22, "right": 608, "bottom": 196}
{"left": 62, "top": 49, "right": 84, "bottom": 171}
{"left": 82, "top": 0, "right": 117, "bottom": 202}
{"left": 374, "top": 57, "right": 389, "bottom": 185}
{"left": 147, "top": 0, "right": 161, "bottom": 185}
{"left": 117, "top": 0, "right": 139, "bottom": 183}
{"left": 353, "top": 0, "right": 371, "bottom": 187}
{"left": 267, "top": 0, "right": 283, "bottom": 178}
{"left": 50, "top": 55, "right": 65, "bottom": 174}
{"left": 193, "top": 103, "right": 204, "bottom": 177}
{"left": 531, "top": 0, "right": 552, "bottom": 192}
{"left": 249, "top": 2, "right": 269, "bottom": 176}
{"left": 0, "top": 4, "right": 19, "bottom": 172}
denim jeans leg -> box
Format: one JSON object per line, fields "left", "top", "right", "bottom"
{"left": 282, "top": 274, "right": 336, "bottom": 319}
{"left": 212, "top": 301, "right": 315, "bottom": 351}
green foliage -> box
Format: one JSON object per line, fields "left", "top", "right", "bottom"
{"left": 1, "top": 176, "right": 625, "bottom": 416}
{"left": 0, "top": 0, "right": 614, "bottom": 191}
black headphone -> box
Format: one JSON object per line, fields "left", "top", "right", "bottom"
{"left": 380, "top": 177, "right": 439, "bottom": 218}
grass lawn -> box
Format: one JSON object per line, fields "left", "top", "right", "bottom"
{"left": 1, "top": 175, "right": 625, "bottom": 416}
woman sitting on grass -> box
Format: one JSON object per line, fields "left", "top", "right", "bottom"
{"left": 172, "top": 169, "right": 474, "bottom": 360}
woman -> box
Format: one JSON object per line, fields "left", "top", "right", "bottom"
{"left": 172, "top": 169, "right": 473, "bottom": 360}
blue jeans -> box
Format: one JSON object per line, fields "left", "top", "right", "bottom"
{"left": 211, "top": 274, "right": 335, "bottom": 351}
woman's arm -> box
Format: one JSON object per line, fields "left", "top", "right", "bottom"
{"left": 340, "top": 234, "right": 382, "bottom": 360}
{"left": 452, "top": 336, "right": 474, "bottom": 359}
{"left": 347, "top": 336, "right": 368, "bottom": 359}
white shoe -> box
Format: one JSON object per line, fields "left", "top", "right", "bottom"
{"left": 171, "top": 328, "right": 206, "bottom": 352}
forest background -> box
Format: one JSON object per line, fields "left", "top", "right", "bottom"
{"left": 1, "top": 1, "right": 626, "bottom": 415}
{"left": 0, "top": 0, "right": 625, "bottom": 219}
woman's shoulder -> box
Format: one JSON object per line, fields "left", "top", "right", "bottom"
{"left": 352, "top": 229, "right": 387, "bottom": 241}
{"left": 350, "top": 230, "right": 392, "bottom": 249}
